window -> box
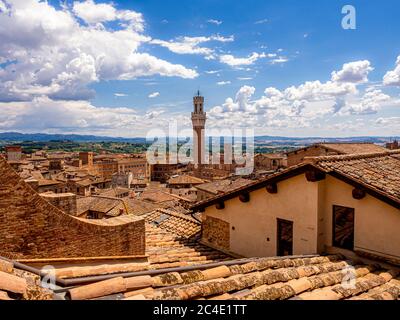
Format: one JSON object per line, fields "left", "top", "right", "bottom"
{"left": 277, "top": 218, "right": 293, "bottom": 256}
{"left": 332, "top": 205, "right": 354, "bottom": 250}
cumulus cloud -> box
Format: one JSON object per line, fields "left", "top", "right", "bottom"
{"left": 206, "top": 60, "right": 398, "bottom": 131}
{"left": 219, "top": 52, "right": 266, "bottom": 66}
{"left": 343, "top": 89, "right": 391, "bottom": 115}
{"left": 383, "top": 55, "right": 400, "bottom": 86}
{"left": 331, "top": 60, "right": 373, "bottom": 83}
{"left": 148, "top": 92, "right": 160, "bottom": 98}
{"left": 0, "top": 0, "right": 197, "bottom": 102}
{"left": 151, "top": 34, "right": 233, "bottom": 59}
{"left": 0, "top": 96, "right": 184, "bottom": 136}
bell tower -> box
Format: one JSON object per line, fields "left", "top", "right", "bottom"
{"left": 191, "top": 91, "right": 206, "bottom": 167}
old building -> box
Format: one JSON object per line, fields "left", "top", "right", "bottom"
{"left": 192, "top": 150, "right": 400, "bottom": 265}
{"left": 112, "top": 171, "right": 133, "bottom": 188}
{"left": 5, "top": 145, "right": 22, "bottom": 162}
{"left": 386, "top": 139, "right": 399, "bottom": 150}
{"left": 117, "top": 157, "right": 149, "bottom": 179}
{"left": 254, "top": 153, "right": 286, "bottom": 171}
{"left": 79, "top": 151, "right": 93, "bottom": 166}
{"left": 285, "top": 143, "right": 387, "bottom": 167}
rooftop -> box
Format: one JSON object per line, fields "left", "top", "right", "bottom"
{"left": 42, "top": 254, "right": 400, "bottom": 300}
{"left": 192, "top": 150, "right": 400, "bottom": 211}
{"left": 286, "top": 142, "right": 388, "bottom": 155}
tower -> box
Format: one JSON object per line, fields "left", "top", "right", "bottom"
{"left": 191, "top": 91, "right": 206, "bottom": 167}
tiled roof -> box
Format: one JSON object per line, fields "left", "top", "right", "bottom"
{"left": 286, "top": 142, "right": 387, "bottom": 156}
{"left": 139, "top": 189, "right": 184, "bottom": 203}
{"left": 0, "top": 258, "right": 53, "bottom": 300}
{"left": 37, "top": 179, "right": 63, "bottom": 186}
{"left": 145, "top": 224, "right": 230, "bottom": 269}
{"left": 44, "top": 223, "right": 230, "bottom": 281}
{"left": 63, "top": 254, "right": 400, "bottom": 300}
{"left": 76, "top": 196, "right": 132, "bottom": 216}
{"left": 318, "top": 143, "right": 387, "bottom": 154}
{"left": 143, "top": 209, "right": 201, "bottom": 238}
{"left": 312, "top": 151, "right": 400, "bottom": 202}
{"left": 125, "top": 198, "right": 164, "bottom": 216}
{"left": 195, "top": 178, "right": 253, "bottom": 195}
{"left": 167, "top": 175, "right": 206, "bottom": 185}
{"left": 98, "top": 187, "right": 131, "bottom": 198}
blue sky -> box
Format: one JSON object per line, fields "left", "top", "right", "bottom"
{"left": 0, "top": 0, "right": 399, "bottom": 137}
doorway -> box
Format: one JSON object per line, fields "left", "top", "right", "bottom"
{"left": 277, "top": 218, "right": 293, "bottom": 256}
{"left": 332, "top": 205, "right": 355, "bottom": 250}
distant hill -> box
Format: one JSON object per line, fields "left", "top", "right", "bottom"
{"left": 0, "top": 132, "right": 147, "bottom": 143}
{"left": 0, "top": 131, "right": 398, "bottom": 144}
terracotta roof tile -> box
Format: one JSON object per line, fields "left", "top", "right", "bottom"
{"left": 313, "top": 150, "right": 400, "bottom": 201}
{"left": 64, "top": 254, "right": 400, "bottom": 300}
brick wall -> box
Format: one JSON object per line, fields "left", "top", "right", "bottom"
{"left": 201, "top": 215, "right": 230, "bottom": 250}
{"left": 0, "top": 157, "right": 145, "bottom": 260}
{"left": 286, "top": 146, "right": 335, "bottom": 167}
{"left": 40, "top": 193, "right": 77, "bottom": 216}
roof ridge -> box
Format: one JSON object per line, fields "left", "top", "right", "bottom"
{"left": 306, "top": 150, "right": 400, "bottom": 163}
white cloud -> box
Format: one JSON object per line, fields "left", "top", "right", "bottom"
{"left": 216, "top": 81, "right": 231, "bottom": 86}
{"left": 206, "top": 61, "right": 395, "bottom": 131}
{"left": 148, "top": 92, "right": 160, "bottom": 98}
{"left": 207, "top": 19, "right": 222, "bottom": 25}
{"left": 0, "top": 0, "right": 197, "bottom": 102}
{"left": 73, "top": 0, "right": 117, "bottom": 25}
{"left": 254, "top": 18, "right": 268, "bottom": 24}
{"left": 270, "top": 56, "right": 289, "bottom": 64}
{"left": 219, "top": 52, "right": 266, "bottom": 66}
{"left": 73, "top": 0, "right": 144, "bottom": 31}
{"left": 205, "top": 70, "right": 220, "bottom": 74}
{"left": 237, "top": 77, "right": 252, "bottom": 80}
{"left": 383, "top": 55, "right": 400, "bottom": 86}
{"left": 343, "top": 89, "right": 391, "bottom": 115}
{"left": 331, "top": 60, "right": 373, "bottom": 83}
{"left": 0, "top": 96, "right": 187, "bottom": 136}
{"left": 151, "top": 35, "right": 233, "bottom": 59}
{"left": 114, "top": 93, "right": 128, "bottom": 97}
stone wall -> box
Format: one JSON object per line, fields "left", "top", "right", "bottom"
{"left": 201, "top": 216, "right": 230, "bottom": 251}
{"left": 0, "top": 157, "right": 145, "bottom": 260}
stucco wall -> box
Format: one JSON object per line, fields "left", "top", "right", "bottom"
{"left": 202, "top": 174, "right": 320, "bottom": 257}
{"left": 321, "top": 175, "right": 400, "bottom": 260}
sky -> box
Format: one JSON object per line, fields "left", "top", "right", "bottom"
{"left": 0, "top": 0, "right": 400, "bottom": 137}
